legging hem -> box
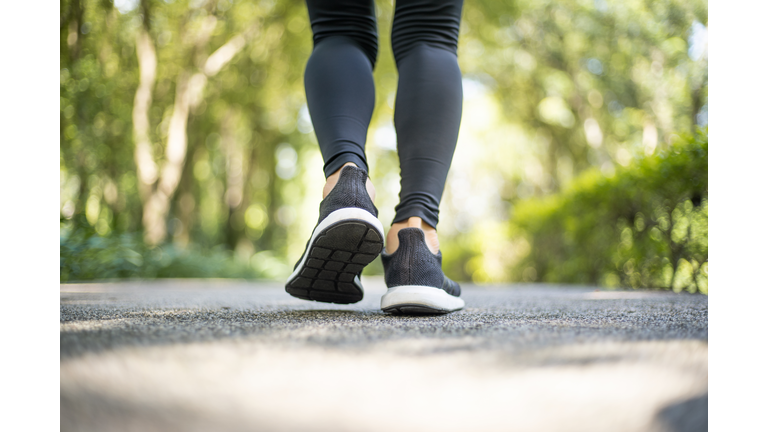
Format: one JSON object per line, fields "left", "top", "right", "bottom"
{"left": 324, "top": 153, "right": 369, "bottom": 178}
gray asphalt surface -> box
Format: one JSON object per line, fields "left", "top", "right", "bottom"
{"left": 61, "top": 278, "right": 707, "bottom": 432}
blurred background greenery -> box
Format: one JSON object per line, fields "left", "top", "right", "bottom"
{"left": 60, "top": 0, "right": 708, "bottom": 293}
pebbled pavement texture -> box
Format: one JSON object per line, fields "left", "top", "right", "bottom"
{"left": 61, "top": 278, "right": 707, "bottom": 432}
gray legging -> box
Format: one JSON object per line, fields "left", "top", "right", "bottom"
{"left": 304, "top": 0, "right": 464, "bottom": 228}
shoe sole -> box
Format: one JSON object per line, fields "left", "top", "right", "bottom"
{"left": 286, "top": 208, "right": 384, "bottom": 304}
{"left": 381, "top": 285, "right": 465, "bottom": 314}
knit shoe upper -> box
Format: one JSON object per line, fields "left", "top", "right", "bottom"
{"left": 381, "top": 228, "right": 461, "bottom": 297}
{"left": 317, "top": 165, "right": 378, "bottom": 223}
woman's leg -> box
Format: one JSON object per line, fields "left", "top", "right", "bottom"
{"left": 386, "top": 0, "right": 464, "bottom": 254}
{"left": 286, "top": 0, "right": 383, "bottom": 305}
{"left": 304, "top": 0, "right": 378, "bottom": 179}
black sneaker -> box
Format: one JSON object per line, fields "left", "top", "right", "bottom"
{"left": 285, "top": 165, "right": 384, "bottom": 304}
{"left": 380, "top": 228, "right": 465, "bottom": 314}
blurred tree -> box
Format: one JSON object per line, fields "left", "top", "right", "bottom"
{"left": 131, "top": 0, "right": 259, "bottom": 244}
{"left": 459, "top": 0, "right": 708, "bottom": 195}
{"left": 61, "top": 0, "right": 311, "bottom": 258}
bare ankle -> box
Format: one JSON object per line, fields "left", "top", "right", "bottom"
{"left": 386, "top": 217, "right": 440, "bottom": 255}
{"left": 322, "top": 162, "right": 376, "bottom": 202}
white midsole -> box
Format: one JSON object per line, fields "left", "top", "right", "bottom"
{"left": 380, "top": 285, "right": 465, "bottom": 311}
{"left": 286, "top": 207, "right": 385, "bottom": 286}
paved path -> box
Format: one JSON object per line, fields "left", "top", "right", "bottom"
{"left": 61, "top": 279, "right": 707, "bottom": 432}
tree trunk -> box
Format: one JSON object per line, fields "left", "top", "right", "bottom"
{"left": 133, "top": 28, "right": 158, "bottom": 202}
{"left": 221, "top": 110, "right": 246, "bottom": 250}
{"left": 133, "top": 19, "right": 258, "bottom": 245}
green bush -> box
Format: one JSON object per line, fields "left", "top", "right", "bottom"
{"left": 511, "top": 129, "right": 708, "bottom": 293}
{"left": 60, "top": 215, "right": 264, "bottom": 282}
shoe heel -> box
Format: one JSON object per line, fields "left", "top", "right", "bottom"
{"left": 286, "top": 208, "right": 384, "bottom": 304}
{"left": 380, "top": 285, "right": 465, "bottom": 314}
{"left": 380, "top": 228, "right": 464, "bottom": 314}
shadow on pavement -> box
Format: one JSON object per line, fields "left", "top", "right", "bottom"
{"left": 652, "top": 394, "right": 708, "bottom": 432}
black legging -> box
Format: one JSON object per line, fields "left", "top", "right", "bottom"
{"left": 304, "top": 0, "right": 463, "bottom": 228}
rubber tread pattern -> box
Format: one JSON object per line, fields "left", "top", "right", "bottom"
{"left": 382, "top": 304, "right": 451, "bottom": 315}
{"left": 286, "top": 221, "right": 382, "bottom": 304}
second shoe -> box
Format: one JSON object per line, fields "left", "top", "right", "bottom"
{"left": 380, "top": 227, "right": 465, "bottom": 314}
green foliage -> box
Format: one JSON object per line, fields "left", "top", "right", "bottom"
{"left": 459, "top": 0, "right": 708, "bottom": 194}
{"left": 510, "top": 129, "right": 708, "bottom": 292}
{"left": 60, "top": 215, "right": 263, "bottom": 282}
{"left": 60, "top": 0, "right": 313, "bottom": 254}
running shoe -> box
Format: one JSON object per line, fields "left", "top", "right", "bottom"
{"left": 285, "top": 165, "right": 384, "bottom": 304}
{"left": 380, "top": 227, "right": 465, "bottom": 314}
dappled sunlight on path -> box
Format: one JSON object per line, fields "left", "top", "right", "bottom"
{"left": 61, "top": 279, "right": 707, "bottom": 432}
